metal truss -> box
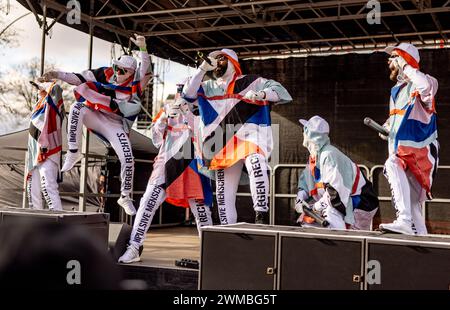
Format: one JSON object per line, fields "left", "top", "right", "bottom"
{"left": 18, "top": 0, "right": 450, "bottom": 64}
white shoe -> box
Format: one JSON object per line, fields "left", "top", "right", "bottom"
{"left": 61, "top": 151, "right": 82, "bottom": 172}
{"left": 379, "top": 220, "right": 414, "bottom": 235}
{"left": 118, "top": 245, "right": 141, "bottom": 264}
{"left": 117, "top": 195, "right": 136, "bottom": 216}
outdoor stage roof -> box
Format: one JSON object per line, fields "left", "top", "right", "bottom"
{"left": 18, "top": 0, "right": 450, "bottom": 65}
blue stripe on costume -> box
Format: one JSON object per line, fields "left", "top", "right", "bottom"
{"left": 197, "top": 87, "right": 218, "bottom": 126}
{"left": 351, "top": 195, "right": 361, "bottom": 210}
{"left": 31, "top": 105, "right": 46, "bottom": 120}
{"left": 189, "top": 158, "right": 213, "bottom": 207}
{"left": 246, "top": 105, "right": 271, "bottom": 126}
{"left": 391, "top": 83, "right": 406, "bottom": 102}
{"left": 394, "top": 103, "right": 437, "bottom": 150}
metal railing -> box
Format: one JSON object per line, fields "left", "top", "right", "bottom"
{"left": 268, "top": 163, "right": 450, "bottom": 228}
{"left": 270, "top": 164, "right": 371, "bottom": 225}
{"left": 9, "top": 157, "right": 450, "bottom": 228}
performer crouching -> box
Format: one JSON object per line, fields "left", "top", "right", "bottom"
{"left": 26, "top": 82, "right": 64, "bottom": 211}
{"left": 295, "top": 116, "right": 379, "bottom": 230}
{"left": 118, "top": 93, "right": 213, "bottom": 264}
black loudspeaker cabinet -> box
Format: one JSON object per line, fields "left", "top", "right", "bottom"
{"left": 200, "top": 224, "right": 382, "bottom": 290}
{"left": 0, "top": 207, "right": 109, "bottom": 248}
{"left": 278, "top": 231, "right": 367, "bottom": 290}
{"left": 200, "top": 224, "right": 278, "bottom": 290}
{"left": 366, "top": 234, "right": 450, "bottom": 290}
{"left": 109, "top": 222, "right": 132, "bottom": 260}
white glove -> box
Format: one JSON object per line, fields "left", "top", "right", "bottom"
{"left": 312, "top": 199, "right": 328, "bottom": 215}
{"left": 167, "top": 102, "right": 182, "bottom": 118}
{"left": 38, "top": 71, "right": 58, "bottom": 82}
{"left": 199, "top": 57, "right": 217, "bottom": 71}
{"left": 294, "top": 190, "right": 309, "bottom": 223}
{"left": 379, "top": 119, "right": 390, "bottom": 141}
{"left": 130, "top": 33, "right": 147, "bottom": 50}
{"left": 243, "top": 90, "right": 266, "bottom": 102}
{"left": 392, "top": 55, "right": 408, "bottom": 71}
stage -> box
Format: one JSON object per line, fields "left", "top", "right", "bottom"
{"left": 119, "top": 226, "right": 200, "bottom": 290}
{"left": 119, "top": 224, "right": 450, "bottom": 290}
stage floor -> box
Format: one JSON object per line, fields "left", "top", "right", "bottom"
{"left": 118, "top": 226, "right": 200, "bottom": 290}
{"left": 131, "top": 226, "right": 201, "bottom": 268}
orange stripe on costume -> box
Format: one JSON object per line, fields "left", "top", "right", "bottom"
{"left": 209, "top": 137, "right": 263, "bottom": 170}
{"left": 85, "top": 101, "right": 114, "bottom": 113}
{"left": 394, "top": 48, "right": 420, "bottom": 69}
{"left": 152, "top": 108, "right": 166, "bottom": 123}
{"left": 390, "top": 109, "right": 406, "bottom": 116}
{"left": 310, "top": 183, "right": 324, "bottom": 197}
{"left": 397, "top": 146, "right": 433, "bottom": 195}
{"left": 37, "top": 146, "right": 62, "bottom": 163}
{"left": 223, "top": 54, "right": 242, "bottom": 95}
{"left": 165, "top": 166, "right": 204, "bottom": 208}
{"left": 198, "top": 93, "right": 269, "bottom": 106}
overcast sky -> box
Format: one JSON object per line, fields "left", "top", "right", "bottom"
{"left": 1, "top": 1, "right": 194, "bottom": 104}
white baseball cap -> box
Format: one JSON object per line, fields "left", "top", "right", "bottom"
{"left": 384, "top": 43, "right": 420, "bottom": 64}
{"left": 299, "top": 115, "right": 330, "bottom": 134}
{"left": 208, "top": 48, "right": 239, "bottom": 62}
{"left": 112, "top": 55, "right": 137, "bottom": 71}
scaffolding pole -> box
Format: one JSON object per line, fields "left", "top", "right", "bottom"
{"left": 79, "top": 1, "right": 94, "bottom": 212}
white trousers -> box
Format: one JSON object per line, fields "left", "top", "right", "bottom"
{"left": 68, "top": 103, "right": 134, "bottom": 195}
{"left": 215, "top": 153, "right": 269, "bottom": 225}
{"left": 130, "top": 182, "right": 213, "bottom": 249}
{"left": 384, "top": 154, "right": 428, "bottom": 235}
{"left": 27, "top": 159, "right": 62, "bottom": 211}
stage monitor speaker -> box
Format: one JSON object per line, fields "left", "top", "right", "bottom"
{"left": 0, "top": 207, "right": 109, "bottom": 248}
{"left": 109, "top": 222, "right": 132, "bottom": 261}
{"left": 278, "top": 231, "right": 367, "bottom": 290}
{"left": 366, "top": 235, "right": 450, "bottom": 290}
{"left": 200, "top": 224, "right": 278, "bottom": 290}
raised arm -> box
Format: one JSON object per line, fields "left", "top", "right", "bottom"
{"left": 182, "top": 57, "right": 217, "bottom": 100}
{"left": 403, "top": 66, "right": 438, "bottom": 108}
{"left": 130, "top": 34, "right": 152, "bottom": 87}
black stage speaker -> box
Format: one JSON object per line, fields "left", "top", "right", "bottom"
{"left": 200, "top": 224, "right": 278, "bottom": 290}
{"left": 108, "top": 222, "right": 132, "bottom": 261}
{"left": 0, "top": 207, "right": 109, "bottom": 248}
{"left": 366, "top": 235, "right": 450, "bottom": 290}
{"left": 278, "top": 231, "right": 368, "bottom": 290}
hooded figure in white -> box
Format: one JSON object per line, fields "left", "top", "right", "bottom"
{"left": 296, "top": 116, "right": 379, "bottom": 230}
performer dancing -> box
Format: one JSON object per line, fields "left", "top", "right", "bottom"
{"left": 26, "top": 82, "right": 64, "bottom": 211}
{"left": 296, "top": 116, "right": 379, "bottom": 230}
{"left": 39, "top": 34, "right": 151, "bottom": 216}
{"left": 378, "top": 43, "right": 439, "bottom": 235}
{"left": 183, "top": 49, "right": 292, "bottom": 224}
{"left": 119, "top": 93, "right": 213, "bottom": 263}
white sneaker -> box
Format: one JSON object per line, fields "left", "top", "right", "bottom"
{"left": 118, "top": 245, "right": 141, "bottom": 264}
{"left": 117, "top": 195, "right": 136, "bottom": 216}
{"left": 379, "top": 220, "right": 414, "bottom": 235}
{"left": 61, "top": 151, "right": 82, "bottom": 172}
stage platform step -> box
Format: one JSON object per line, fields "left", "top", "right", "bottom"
{"left": 119, "top": 226, "right": 199, "bottom": 290}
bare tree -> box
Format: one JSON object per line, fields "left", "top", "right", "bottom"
{"left": 0, "top": 3, "right": 21, "bottom": 48}
{"left": 0, "top": 58, "right": 74, "bottom": 114}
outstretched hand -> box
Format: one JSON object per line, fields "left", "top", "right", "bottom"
{"left": 37, "top": 71, "right": 58, "bottom": 82}
{"left": 130, "top": 33, "right": 147, "bottom": 50}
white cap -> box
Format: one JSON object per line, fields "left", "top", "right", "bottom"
{"left": 208, "top": 48, "right": 239, "bottom": 62}
{"left": 299, "top": 115, "right": 330, "bottom": 134}
{"left": 384, "top": 43, "right": 420, "bottom": 64}
{"left": 112, "top": 55, "right": 137, "bottom": 71}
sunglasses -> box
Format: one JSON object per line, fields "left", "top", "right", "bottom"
{"left": 113, "top": 64, "right": 128, "bottom": 75}
{"left": 215, "top": 55, "right": 227, "bottom": 62}
{"left": 388, "top": 55, "right": 399, "bottom": 61}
